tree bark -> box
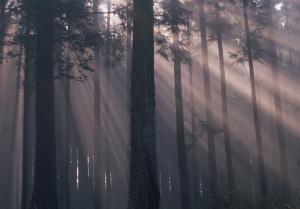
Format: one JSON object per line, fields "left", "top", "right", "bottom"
{"left": 128, "top": 0, "right": 160, "bottom": 208}
{"left": 21, "top": 27, "right": 36, "bottom": 209}
{"left": 31, "top": 0, "right": 57, "bottom": 208}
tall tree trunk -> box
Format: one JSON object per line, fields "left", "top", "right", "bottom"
{"left": 242, "top": 0, "right": 267, "bottom": 206}
{"left": 21, "top": 26, "right": 36, "bottom": 209}
{"left": 128, "top": 0, "right": 160, "bottom": 208}
{"left": 173, "top": 32, "right": 191, "bottom": 209}
{"left": 93, "top": 0, "right": 103, "bottom": 209}
{"left": 105, "top": 2, "right": 112, "bottom": 208}
{"left": 187, "top": 28, "right": 199, "bottom": 209}
{"left": 215, "top": 6, "right": 234, "bottom": 203}
{"left": 31, "top": 0, "right": 57, "bottom": 208}
{"left": 63, "top": 70, "right": 71, "bottom": 209}
{"left": 126, "top": 0, "right": 132, "bottom": 153}
{"left": 125, "top": 1, "right": 132, "bottom": 191}
{"left": 266, "top": 0, "right": 290, "bottom": 203}
{"left": 198, "top": 0, "right": 218, "bottom": 208}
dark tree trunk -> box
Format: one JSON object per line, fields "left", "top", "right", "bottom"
{"left": 188, "top": 32, "right": 199, "bottom": 209}
{"left": 173, "top": 33, "right": 191, "bottom": 209}
{"left": 215, "top": 6, "right": 234, "bottom": 203}
{"left": 105, "top": 2, "right": 112, "bottom": 209}
{"left": 242, "top": 0, "right": 267, "bottom": 206}
{"left": 126, "top": 0, "right": 132, "bottom": 148}
{"left": 128, "top": 0, "right": 160, "bottom": 208}
{"left": 21, "top": 28, "right": 36, "bottom": 209}
{"left": 265, "top": 0, "right": 290, "bottom": 203}
{"left": 31, "top": 0, "right": 57, "bottom": 208}
{"left": 198, "top": 0, "right": 218, "bottom": 208}
{"left": 63, "top": 71, "right": 71, "bottom": 209}
{"left": 173, "top": 32, "right": 191, "bottom": 209}
{"left": 93, "top": 0, "right": 103, "bottom": 209}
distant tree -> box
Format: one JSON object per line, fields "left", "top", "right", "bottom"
{"left": 208, "top": 1, "right": 235, "bottom": 206}
{"left": 264, "top": 0, "right": 290, "bottom": 204}
{"left": 198, "top": 0, "right": 219, "bottom": 208}
{"left": 128, "top": 0, "right": 160, "bottom": 208}
{"left": 184, "top": 1, "right": 200, "bottom": 208}
{"left": 158, "top": 0, "right": 192, "bottom": 208}
{"left": 241, "top": 0, "right": 267, "bottom": 207}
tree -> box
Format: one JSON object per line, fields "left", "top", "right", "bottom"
{"left": 21, "top": 7, "right": 36, "bottom": 209}
{"left": 242, "top": 0, "right": 267, "bottom": 206}
{"left": 128, "top": 0, "right": 160, "bottom": 208}
{"left": 212, "top": 1, "right": 235, "bottom": 204}
{"left": 31, "top": 0, "right": 57, "bottom": 208}
{"left": 93, "top": 0, "right": 103, "bottom": 209}
{"left": 126, "top": 0, "right": 132, "bottom": 149}
{"left": 159, "top": 0, "right": 192, "bottom": 208}
{"left": 265, "top": 0, "right": 290, "bottom": 204}
{"left": 198, "top": 0, "right": 219, "bottom": 208}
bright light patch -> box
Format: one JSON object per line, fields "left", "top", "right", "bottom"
{"left": 87, "top": 156, "right": 90, "bottom": 178}
{"left": 275, "top": 2, "right": 283, "bottom": 11}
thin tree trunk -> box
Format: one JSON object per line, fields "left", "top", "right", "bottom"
{"left": 173, "top": 32, "right": 191, "bottom": 209}
{"left": 31, "top": 0, "right": 57, "bottom": 208}
{"left": 10, "top": 41, "right": 23, "bottom": 209}
{"left": 128, "top": 0, "right": 160, "bottom": 208}
{"left": 64, "top": 70, "right": 71, "bottom": 209}
{"left": 126, "top": 0, "right": 132, "bottom": 151}
{"left": 198, "top": 0, "right": 218, "bottom": 208}
{"left": 215, "top": 6, "right": 234, "bottom": 203}
{"left": 105, "top": 2, "right": 112, "bottom": 208}
{"left": 93, "top": 0, "right": 103, "bottom": 209}
{"left": 187, "top": 31, "right": 199, "bottom": 209}
{"left": 242, "top": 0, "right": 267, "bottom": 206}
{"left": 125, "top": 1, "right": 132, "bottom": 191}
{"left": 266, "top": 0, "right": 290, "bottom": 203}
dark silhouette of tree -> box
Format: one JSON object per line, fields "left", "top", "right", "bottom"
{"left": 30, "top": 0, "right": 57, "bottom": 208}
{"left": 12, "top": 0, "right": 102, "bottom": 208}
{"left": 21, "top": 4, "right": 36, "bottom": 208}
{"left": 128, "top": 0, "right": 160, "bottom": 208}
{"left": 126, "top": 0, "right": 132, "bottom": 150}
{"left": 92, "top": 0, "right": 103, "bottom": 209}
